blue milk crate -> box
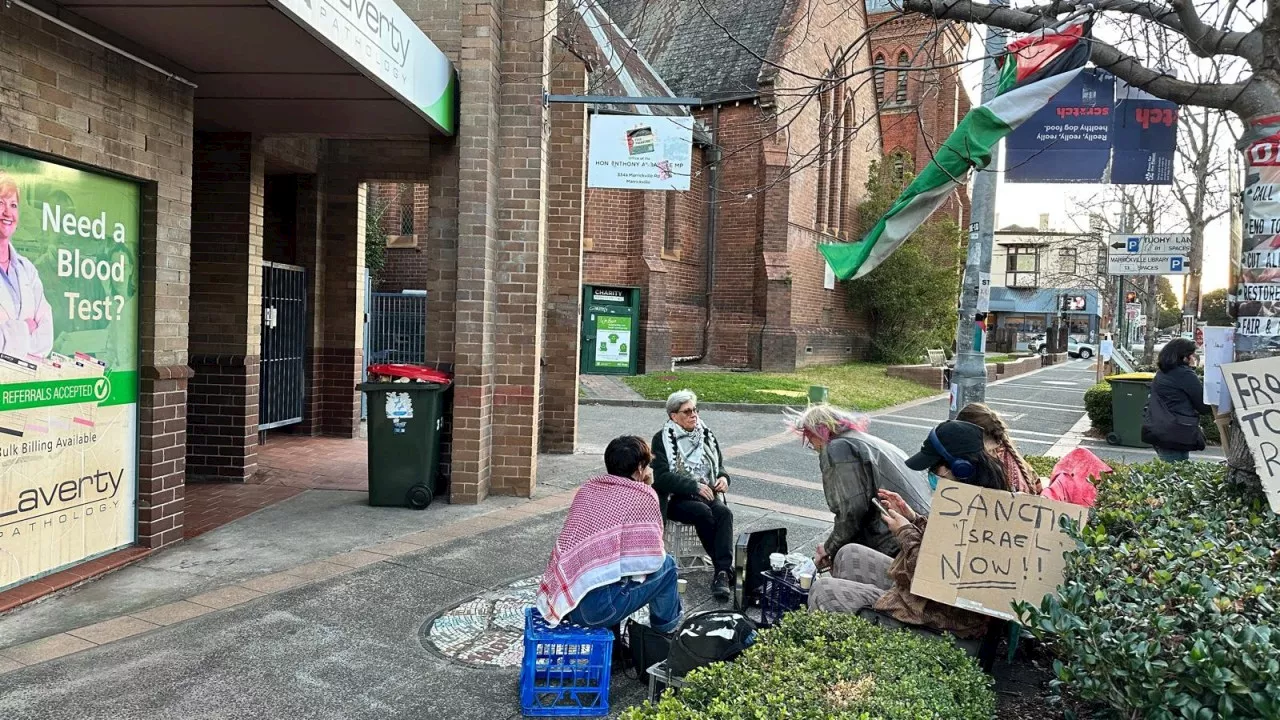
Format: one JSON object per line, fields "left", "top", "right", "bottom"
{"left": 520, "top": 607, "right": 613, "bottom": 717}
{"left": 759, "top": 570, "right": 809, "bottom": 628}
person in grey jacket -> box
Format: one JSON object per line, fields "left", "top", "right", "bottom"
{"left": 790, "top": 405, "right": 933, "bottom": 567}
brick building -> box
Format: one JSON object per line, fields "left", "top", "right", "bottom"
{"left": 571, "top": 0, "right": 885, "bottom": 371}
{"left": 0, "top": 0, "right": 595, "bottom": 596}
{"left": 866, "top": 0, "right": 971, "bottom": 225}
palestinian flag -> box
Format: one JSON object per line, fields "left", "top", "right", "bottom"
{"left": 821, "top": 17, "right": 1092, "bottom": 280}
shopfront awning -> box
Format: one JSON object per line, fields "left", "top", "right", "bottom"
{"left": 45, "top": 0, "right": 457, "bottom": 136}
{"left": 989, "top": 287, "right": 1101, "bottom": 316}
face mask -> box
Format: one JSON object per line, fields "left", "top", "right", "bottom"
{"left": 928, "top": 472, "right": 940, "bottom": 491}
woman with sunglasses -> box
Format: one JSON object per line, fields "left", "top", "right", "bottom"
{"left": 651, "top": 389, "right": 735, "bottom": 601}
{"left": 807, "top": 420, "right": 1005, "bottom": 640}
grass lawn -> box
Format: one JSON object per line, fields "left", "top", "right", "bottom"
{"left": 621, "top": 363, "right": 938, "bottom": 411}
{"left": 984, "top": 354, "right": 1020, "bottom": 364}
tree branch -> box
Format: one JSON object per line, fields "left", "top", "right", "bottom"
{"left": 900, "top": 0, "right": 1253, "bottom": 112}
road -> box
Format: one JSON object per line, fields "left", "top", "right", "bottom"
{"left": 577, "top": 359, "right": 1223, "bottom": 517}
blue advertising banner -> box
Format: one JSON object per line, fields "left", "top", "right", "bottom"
{"left": 1111, "top": 80, "right": 1178, "bottom": 185}
{"left": 1005, "top": 69, "right": 1114, "bottom": 183}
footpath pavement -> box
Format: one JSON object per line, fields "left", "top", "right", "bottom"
{"left": 1, "top": 359, "right": 1218, "bottom": 717}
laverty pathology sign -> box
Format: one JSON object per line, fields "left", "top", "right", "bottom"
{"left": 0, "top": 148, "right": 140, "bottom": 591}
{"left": 271, "top": 0, "right": 458, "bottom": 135}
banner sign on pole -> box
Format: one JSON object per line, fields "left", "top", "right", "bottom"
{"left": 1222, "top": 355, "right": 1280, "bottom": 513}
{"left": 1110, "top": 79, "right": 1178, "bottom": 185}
{"left": 587, "top": 115, "right": 694, "bottom": 191}
{"left": 1005, "top": 69, "right": 1114, "bottom": 183}
{"left": 1235, "top": 122, "right": 1280, "bottom": 355}
{"left": 0, "top": 148, "right": 139, "bottom": 591}
{"left": 912, "top": 480, "right": 1089, "bottom": 620}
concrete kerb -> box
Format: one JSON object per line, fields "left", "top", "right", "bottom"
{"left": 579, "top": 359, "right": 1077, "bottom": 415}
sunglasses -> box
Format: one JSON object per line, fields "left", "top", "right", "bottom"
{"left": 678, "top": 407, "right": 699, "bottom": 416}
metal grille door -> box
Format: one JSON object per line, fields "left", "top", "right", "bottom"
{"left": 260, "top": 262, "right": 307, "bottom": 430}
{"left": 367, "top": 291, "right": 428, "bottom": 365}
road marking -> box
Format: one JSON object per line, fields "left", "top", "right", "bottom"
{"left": 873, "top": 416, "right": 1066, "bottom": 440}
{"left": 729, "top": 494, "right": 834, "bottom": 522}
{"left": 1078, "top": 440, "right": 1226, "bottom": 460}
{"left": 992, "top": 383, "right": 1085, "bottom": 393}
{"left": 1041, "top": 381, "right": 1080, "bottom": 387}
{"left": 985, "top": 399, "right": 1084, "bottom": 412}
{"left": 727, "top": 467, "right": 823, "bottom": 491}
{"left": 722, "top": 431, "right": 796, "bottom": 459}
{"left": 1045, "top": 413, "right": 1093, "bottom": 458}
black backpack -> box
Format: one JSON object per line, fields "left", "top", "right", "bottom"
{"left": 666, "top": 610, "right": 758, "bottom": 677}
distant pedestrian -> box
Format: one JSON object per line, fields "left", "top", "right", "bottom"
{"left": 1141, "top": 338, "right": 1211, "bottom": 462}
{"left": 957, "top": 403, "right": 1041, "bottom": 493}
{"left": 1099, "top": 333, "right": 1115, "bottom": 381}
{"left": 535, "top": 436, "right": 681, "bottom": 633}
{"left": 651, "top": 390, "right": 735, "bottom": 602}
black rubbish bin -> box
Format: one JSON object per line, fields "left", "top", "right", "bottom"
{"left": 360, "top": 365, "right": 452, "bottom": 509}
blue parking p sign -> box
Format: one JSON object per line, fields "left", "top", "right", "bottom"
{"left": 1170, "top": 256, "right": 1184, "bottom": 272}
{"left": 1126, "top": 237, "right": 1141, "bottom": 253}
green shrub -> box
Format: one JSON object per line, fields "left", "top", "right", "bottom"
{"left": 1201, "top": 414, "right": 1221, "bottom": 445}
{"left": 1083, "top": 381, "right": 1113, "bottom": 434}
{"left": 622, "top": 612, "right": 994, "bottom": 720}
{"left": 1025, "top": 454, "right": 1058, "bottom": 477}
{"left": 1019, "top": 461, "right": 1280, "bottom": 719}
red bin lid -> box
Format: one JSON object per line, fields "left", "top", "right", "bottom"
{"left": 368, "top": 364, "right": 452, "bottom": 384}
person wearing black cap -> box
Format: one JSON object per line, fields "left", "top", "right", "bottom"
{"left": 807, "top": 421, "right": 1006, "bottom": 639}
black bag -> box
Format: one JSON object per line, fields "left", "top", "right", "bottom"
{"left": 622, "top": 618, "right": 671, "bottom": 678}
{"left": 733, "top": 528, "right": 788, "bottom": 610}
{"left": 666, "top": 610, "right": 758, "bottom": 677}
{"left": 1142, "top": 385, "right": 1205, "bottom": 451}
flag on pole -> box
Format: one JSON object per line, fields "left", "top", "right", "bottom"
{"left": 820, "top": 17, "right": 1093, "bottom": 281}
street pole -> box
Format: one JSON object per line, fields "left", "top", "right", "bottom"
{"left": 949, "top": 8, "right": 1008, "bottom": 419}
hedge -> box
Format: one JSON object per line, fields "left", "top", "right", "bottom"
{"left": 1019, "top": 461, "right": 1280, "bottom": 719}
{"left": 623, "top": 612, "right": 994, "bottom": 720}
{"left": 1082, "top": 380, "right": 1220, "bottom": 445}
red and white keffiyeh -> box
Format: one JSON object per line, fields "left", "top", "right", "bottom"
{"left": 535, "top": 474, "right": 666, "bottom": 626}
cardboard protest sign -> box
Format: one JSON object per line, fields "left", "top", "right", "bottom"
{"left": 911, "top": 480, "right": 1089, "bottom": 620}
{"left": 1221, "top": 356, "right": 1280, "bottom": 514}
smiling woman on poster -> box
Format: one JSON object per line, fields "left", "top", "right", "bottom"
{"left": 0, "top": 171, "right": 53, "bottom": 357}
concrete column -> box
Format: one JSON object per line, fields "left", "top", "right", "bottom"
{"left": 187, "top": 132, "right": 264, "bottom": 481}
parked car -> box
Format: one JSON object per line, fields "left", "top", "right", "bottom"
{"left": 1066, "top": 339, "right": 1095, "bottom": 359}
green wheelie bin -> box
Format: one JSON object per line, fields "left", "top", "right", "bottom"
{"left": 359, "top": 364, "right": 452, "bottom": 509}
{"left": 1105, "top": 373, "right": 1155, "bottom": 448}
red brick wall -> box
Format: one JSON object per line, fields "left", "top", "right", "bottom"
{"left": 0, "top": 6, "right": 196, "bottom": 548}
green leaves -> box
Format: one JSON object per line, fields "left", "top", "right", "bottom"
{"left": 1019, "top": 460, "right": 1280, "bottom": 719}
{"left": 622, "top": 612, "right": 994, "bottom": 720}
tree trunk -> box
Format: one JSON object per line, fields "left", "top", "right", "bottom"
{"left": 1184, "top": 219, "right": 1205, "bottom": 319}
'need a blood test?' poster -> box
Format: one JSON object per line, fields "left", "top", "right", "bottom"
{"left": 0, "top": 147, "right": 139, "bottom": 590}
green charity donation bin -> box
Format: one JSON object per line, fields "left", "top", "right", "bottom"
{"left": 360, "top": 364, "right": 452, "bottom": 509}
{"left": 1106, "top": 373, "right": 1155, "bottom": 448}
{"left": 581, "top": 285, "right": 641, "bottom": 375}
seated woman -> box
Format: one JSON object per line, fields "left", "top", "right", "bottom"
{"left": 956, "top": 402, "right": 1041, "bottom": 493}
{"left": 651, "top": 389, "right": 735, "bottom": 601}
{"left": 807, "top": 421, "right": 1005, "bottom": 640}
{"left": 535, "top": 436, "right": 681, "bottom": 633}
{"left": 790, "top": 405, "right": 932, "bottom": 563}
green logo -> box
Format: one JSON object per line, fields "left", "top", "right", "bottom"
{"left": 609, "top": 334, "right": 619, "bottom": 343}
{"left": 94, "top": 377, "right": 111, "bottom": 402}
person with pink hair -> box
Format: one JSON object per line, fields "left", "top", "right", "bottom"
{"left": 788, "top": 404, "right": 932, "bottom": 564}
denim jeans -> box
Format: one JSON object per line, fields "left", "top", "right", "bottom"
{"left": 1155, "top": 447, "right": 1190, "bottom": 462}
{"left": 564, "top": 554, "right": 682, "bottom": 633}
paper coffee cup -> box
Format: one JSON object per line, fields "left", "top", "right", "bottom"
{"left": 799, "top": 573, "right": 814, "bottom": 590}
{"left": 769, "top": 552, "right": 786, "bottom": 571}
{"left": 677, "top": 578, "right": 687, "bottom": 594}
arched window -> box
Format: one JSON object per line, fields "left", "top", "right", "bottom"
{"left": 891, "top": 151, "right": 907, "bottom": 185}
{"left": 895, "top": 51, "right": 910, "bottom": 103}
{"left": 873, "top": 54, "right": 886, "bottom": 101}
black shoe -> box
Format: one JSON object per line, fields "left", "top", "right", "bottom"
{"left": 712, "top": 571, "right": 732, "bottom": 602}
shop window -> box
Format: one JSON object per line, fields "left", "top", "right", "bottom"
{"left": 1058, "top": 248, "right": 1077, "bottom": 275}
{"left": 1005, "top": 245, "right": 1039, "bottom": 288}
{"left": 895, "top": 51, "right": 910, "bottom": 104}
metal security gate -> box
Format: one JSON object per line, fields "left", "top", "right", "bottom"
{"left": 259, "top": 262, "right": 307, "bottom": 430}
{"left": 362, "top": 288, "right": 428, "bottom": 419}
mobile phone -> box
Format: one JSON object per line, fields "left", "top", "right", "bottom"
{"left": 872, "top": 497, "right": 891, "bottom": 516}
